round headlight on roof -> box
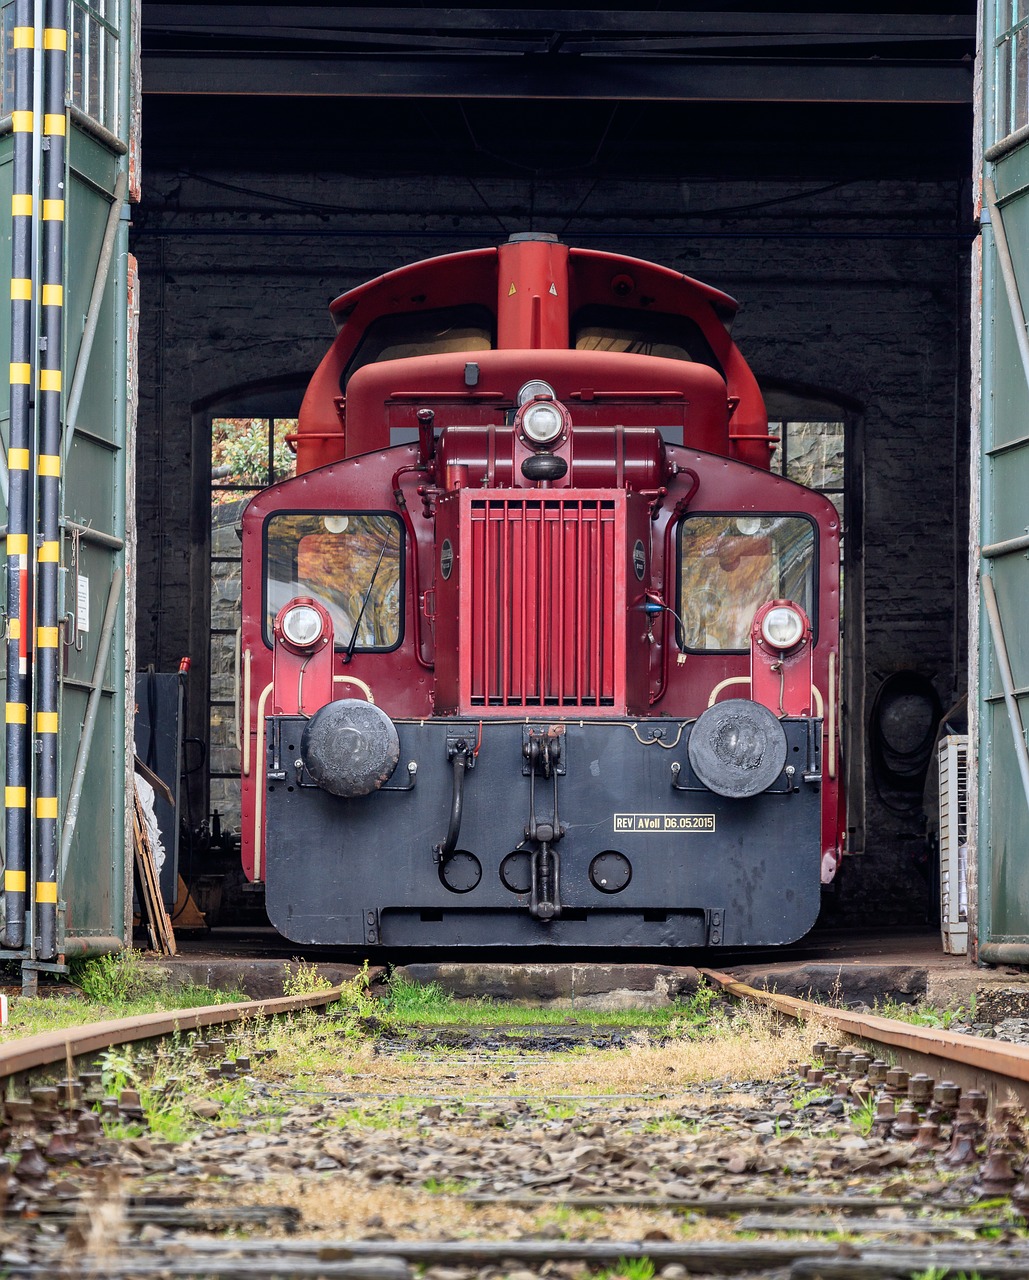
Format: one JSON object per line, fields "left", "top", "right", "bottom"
{"left": 517, "top": 379, "right": 555, "bottom": 406}
{"left": 760, "top": 604, "right": 805, "bottom": 651}
{"left": 280, "top": 601, "right": 326, "bottom": 649}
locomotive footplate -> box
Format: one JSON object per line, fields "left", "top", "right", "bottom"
{"left": 263, "top": 715, "right": 823, "bottom": 949}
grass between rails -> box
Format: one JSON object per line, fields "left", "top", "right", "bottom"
{"left": 380, "top": 975, "right": 725, "bottom": 1031}
{"left": 0, "top": 959, "right": 836, "bottom": 1153}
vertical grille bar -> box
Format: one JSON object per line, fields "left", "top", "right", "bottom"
{"left": 467, "top": 496, "right": 617, "bottom": 708}
{"left": 602, "top": 512, "right": 615, "bottom": 701}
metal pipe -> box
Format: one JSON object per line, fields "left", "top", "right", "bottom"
{"left": 67, "top": 104, "right": 127, "bottom": 155}
{"left": 979, "top": 942, "right": 1029, "bottom": 966}
{"left": 61, "top": 517, "right": 123, "bottom": 550}
{"left": 58, "top": 569, "right": 124, "bottom": 882}
{"left": 60, "top": 934, "right": 125, "bottom": 958}
{"left": 983, "top": 178, "right": 1029, "bottom": 396}
{"left": 981, "top": 574, "right": 1029, "bottom": 820}
{"left": 3, "top": 0, "right": 36, "bottom": 953}
{"left": 63, "top": 170, "right": 127, "bottom": 464}
{"left": 985, "top": 121, "right": 1029, "bottom": 163}
{"left": 982, "top": 531, "right": 1029, "bottom": 559}
{"left": 33, "top": 0, "right": 68, "bottom": 962}
{"left": 828, "top": 650, "right": 836, "bottom": 781}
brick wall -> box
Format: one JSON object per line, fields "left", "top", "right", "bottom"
{"left": 131, "top": 168, "right": 971, "bottom": 924}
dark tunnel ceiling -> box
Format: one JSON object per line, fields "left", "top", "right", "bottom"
{"left": 140, "top": 4, "right": 975, "bottom": 180}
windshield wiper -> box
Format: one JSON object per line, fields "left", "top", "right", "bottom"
{"left": 342, "top": 529, "right": 395, "bottom": 664}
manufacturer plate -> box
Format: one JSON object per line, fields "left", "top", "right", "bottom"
{"left": 614, "top": 813, "right": 716, "bottom": 833}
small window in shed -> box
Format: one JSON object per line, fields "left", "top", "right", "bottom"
{"left": 209, "top": 417, "right": 296, "bottom": 830}
{"left": 69, "top": 0, "right": 120, "bottom": 133}
{"left": 1, "top": 6, "right": 13, "bottom": 109}
{"left": 1, "top": 0, "right": 121, "bottom": 132}
{"left": 769, "top": 419, "right": 845, "bottom": 526}
{"left": 996, "top": 1, "right": 1029, "bottom": 141}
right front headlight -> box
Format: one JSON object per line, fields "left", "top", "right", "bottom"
{"left": 760, "top": 603, "right": 805, "bottom": 651}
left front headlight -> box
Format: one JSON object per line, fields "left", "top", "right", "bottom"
{"left": 280, "top": 600, "right": 326, "bottom": 650}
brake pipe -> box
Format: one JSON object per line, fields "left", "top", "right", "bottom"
{"left": 33, "top": 0, "right": 67, "bottom": 961}
{"left": 4, "top": 0, "right": 35, "bottom": 951}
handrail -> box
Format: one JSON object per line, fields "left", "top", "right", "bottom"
{"left": 241, "top": 649, "right": 252, "bottom": 775}
{"left": 333, "top": 674, "right": 375, "bottom": 703}
{"left": 252, "top": 683, "right": 273, "bottom": 881}
{"left": 706, "top": 675, "right": 824, "bottom": 718}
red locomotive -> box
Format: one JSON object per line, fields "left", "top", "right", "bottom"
{"left": 239, "top": 234, "right": 844, "bottom": 948}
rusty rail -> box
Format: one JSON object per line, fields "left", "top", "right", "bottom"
{"left": 702, "top": 968, "right": 1029, "bottom": 1107}
{"left": 0, "top": 983, "right": 345, "bottom": 1080}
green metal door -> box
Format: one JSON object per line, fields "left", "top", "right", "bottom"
{"left": 0, "top": 0, "right": 134, "bottom": 980}
{"left": 978, "top": 0, "right": 1029, "bottom": 961}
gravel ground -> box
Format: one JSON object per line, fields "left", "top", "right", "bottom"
{"left": 3, "top": 1000, "right": 1029, "bottom": 1278}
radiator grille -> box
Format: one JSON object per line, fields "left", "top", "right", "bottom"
{"left": 467, "top": 497, "right": 617, "bottom": 706}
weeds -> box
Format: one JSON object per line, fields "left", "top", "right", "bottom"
{"left": 595, "top": 1259, "right": 656, "bottom": 1280}
{"left": 422, "top": 1177, "right": 474, "bottom": 1194}
{"left": 912, "top": 1271, "right": 985, "bottom": 1280}
{"left": 2, "top": 950, "right": 242, "bottom": 1041}
{"left": 98, "top": 1047, "right": 138, "bottom": 1094}
{"left": 72, "top": 950, "right": 168, "bottom": 1003}
{"left": 850, "top": 1092, "right": 878, "bottom": 1137}
{"left": 381, "top": 974, "right": 726, "bottom": 1033}
{"left": 283, "top": 959, "right": 334, "bottom": 997}
{"left": 874, "top": 997, "right": 970, "bottom": 1029}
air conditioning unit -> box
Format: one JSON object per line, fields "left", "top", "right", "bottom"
{"left": 939, "top": 734, "right": 969, "bottom": 955}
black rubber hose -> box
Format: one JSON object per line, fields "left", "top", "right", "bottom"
{"left": 434, "top": 750, "right": 469, "bottom": 862}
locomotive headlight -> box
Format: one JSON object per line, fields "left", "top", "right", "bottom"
{"left": 760, "top": 604, "right": 805, "bottom": 651}
{"left": 517, "top": 379, "right": 555, "bottom": 406}
{"left": 280, "top": 601, "right": 326, "bottom": 650}
{"left": 522, "top": 401, "right": 564, "bottom": 445}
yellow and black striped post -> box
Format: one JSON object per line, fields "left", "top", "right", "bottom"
{"left": 4, "top": 0, "right": 36, "bottom": 951}
{"left": 34, "top": 0, "right": 66, "bottom": 960}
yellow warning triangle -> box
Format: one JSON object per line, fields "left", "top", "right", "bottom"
{"left": 508, "top": 282, "right": 517, "bottom": 296}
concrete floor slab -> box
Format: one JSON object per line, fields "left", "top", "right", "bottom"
{"left": 145, "top": 926, "right": 1029, "bottom": 1008}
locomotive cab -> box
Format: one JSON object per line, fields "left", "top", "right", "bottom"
{"left": 239, "top": 235, "right": 843, "bottom": 950}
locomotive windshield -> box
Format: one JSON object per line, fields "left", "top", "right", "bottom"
{"left": 678, "top": 515, "right": 815, "bottom": 651}
{"left": 344, "top": 306, "right": 494, "bottom": 388}
{"left": 572, "top": 306, "right": 723, "bottom": 376}
{"left": 263, "top": 512, "right": 403, "bottom": 651}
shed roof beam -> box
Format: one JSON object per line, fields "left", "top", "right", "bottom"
{"left": 142, "top": 55, "right": 972, "bottom": 104}
{"left": 142, "top": 7, "right": 976, "bottom": 42}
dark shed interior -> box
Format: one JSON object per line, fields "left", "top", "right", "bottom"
{"left": 133, "top": 3, "right": 975, "bottom": 932}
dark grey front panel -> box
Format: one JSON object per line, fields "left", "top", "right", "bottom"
{"left": 264, "top": 717, "right": 822, "bottom": 948}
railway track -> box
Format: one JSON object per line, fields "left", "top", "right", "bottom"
{"left": 4, "top": 970, "right": 1029, "bottom": 1278}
